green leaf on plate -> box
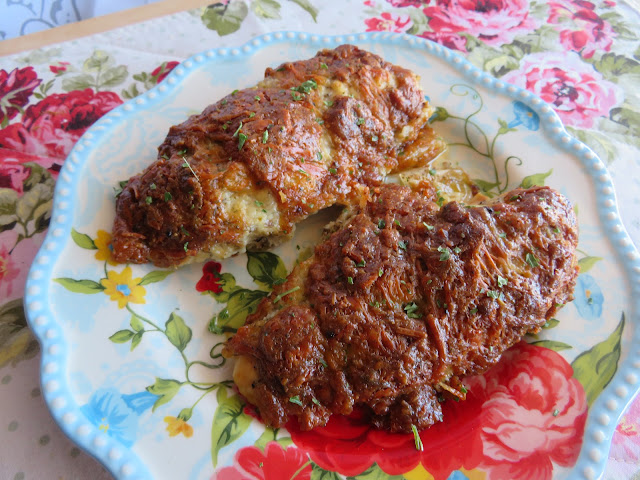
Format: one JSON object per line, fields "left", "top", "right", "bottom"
{"left": 201, "top": 1, "right": 249, "bottom": 36}
{"left": 165, "top": 312, "right": 192, "bottom": 352}
{"left": 54, "top": 278, "right": 104, "bottom": 294}
{"left": 139, "top": 269, "right": 173, "bottom": 285}
{"left": 146, "top": 378, "right": 181, "bottom": 411}
{"left": 130, "top": 331, "right": 143, "bottom": 351}
{"left": 178, "top": 407, "right": 193, "bottom": 421}
{"left": 311, "top": 465, "right": 342, "bottom": 480}
{"left": 347, "top": 463, "right": 404, "bottom": 480}
{"left": 578, "top": 256, "right": 603, "bottom": 274}
{"left": 254, "top": 427, "right": 278, "bottom": 450}
{"left": 71, "top": 229, "right": 97, "bottom": 250}
{"left": 572, "top": 313, "right": 625, "bottom": 406}
{"left": 542, "top": 318, "right": 560, "bottom": 329}
{"left": 529, "top": 340, "right": 572, "bottom": 351}
{"left": 211, "top": 289, "right": 268, "bottom": 333}
{"left": 519, "top": 169, "right": 553, "bottom": 188}
{"left": 211, "top": 388, "right": 251, "bottom": 466}
{"left": 288, "top": 0, "right": 318, "bottom": 21}
{"left": 130, "top": 314, "right": 144, "bottom": 332}
{"left": 109, "top": 330, "right": 135, "bottom": 343}
{"left": 246, "top": 251, "right": 288, "bottom": 289}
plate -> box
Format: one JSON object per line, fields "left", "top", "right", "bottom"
{"left": 24, "top": 32, "right": 640, "bottom": 480}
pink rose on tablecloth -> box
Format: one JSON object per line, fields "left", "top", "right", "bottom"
{"left": 0, "top": 241, "right": 20, "bottom": 299}
{"left": 501, "top": 52, "right": 622, "bottom": 128}
{"left": 548, "top": 0, "right": 614, "bottom": 58}
{"left": 610, "top": 395, "right": 640, "bottom": 462}
{"left": 0, "top": 157, "right": 30, "bottom": 194}
{"left": 49, "top": 61, "right": 70, "bottom": 75}
{"left": 365, "top": 12, "right": 412, "bottom": 32}
{"left": 421, "top": 0, "right": 541, "bottom": 51}
{"left": 0, "top": 88, "right": 122, "bottom": 159}
{"left": 385, "top": 0, "right": 428, "bottom": 7}
{"left": 213, "top": 441, "right": 312, "bottom": 480}
{"left": 469, "top": 342, "right": 587, "bottom": 480}
{"left": 0, "top": 67, "right": 41, "bottom": 125}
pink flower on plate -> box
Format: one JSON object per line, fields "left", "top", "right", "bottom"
{"left": 610, "top": 396, "right": 640, "bottom": 462}
{"left": 422, "top": 0, "right": 541, "bottom": 49}
{"left": 469, "top": 342, "right": 588, "bottom": 480}
{"left": 501, "top": 51, "right": 622, "bottom": 128}
{"left": 0, "top": 88, "right": 122, "bottom": 159}
{"left": 365, "top": 12, "right": 412, "bottom": 32}
{"left": 548, "top": 0, "right": 614, "bottom": 58}
{"left": 214, "top": 441, "right": 312, "bottom": 480}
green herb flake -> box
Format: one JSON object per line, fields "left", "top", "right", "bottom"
{"left": 295, "top": 79, "right": 318, "bottom": 94}
{"left": 324, "top": 99, "right": 333, "bottom": 107}
{"left": 404, "top": 302, "right": 421, "bottom": 319}
{"left": 320, "top": 62, "right": 329, "bottom": 69}
{"left": 411, "top": 425, "right": 424, "bottom": 451}
{"left": 553, "top": 226, "right": 561, "bottom": 234}
{"left": 150, "top": 183, "right": 157, "bottom": 190}
{"left": 164, "top": 192, "right": 173, "bottom": 202}
{"left": 497, "top": 275, "right": 508, "bottom": 287}
{"left": 221, "top": 99, "right": 227, "bottom": 105}
{"left": 329, "top": 167, "right": 337, "bottom": 174}
{"left": 254, "top": 95, "right": 261, "bottom": 102}
{"left": 222, "top": 124, "right": 229, "bottom": 130}
{"left": 428, "top": 168, "right": 437, "bottom": 176}
{"left": 262, "top": 130, "right": 269, "bottom": 144}
{"left": 356, "top": 260, "right": 366, "bottom": 267}
{"left": 487, "top": 290, "right": 500, "bottom": 299}
{"left": 356, "top": 117, "right": 365, "bottom": 126}
{"left": 552, "top": 409, "right": 560, "bottom": 417}
{"left": 498, "top": 232, "right": 507, "bottom": 238}
{"left": 347, "top": 276, "right": 354, "bottom": 284}
{"left": 291, "top": 92, "right": 303, "bottom": 101}
{"left": 145, "top": 196, "right": 153, "bottom": 205}
{"left": 378, "top": 268, "right": 384, "bottom": 277}
{"left": 525, "top": 252, "right": 540, "bottom": 268}
{"left": 183, "top": 242, "right": 189, "bottom": 252}
{"left": 423, "top": 222, "right": 434, "bottom": 230}
{"left": 437, "top": 246, "right": 451, "bottom": 261}
{"left": 231, "top": 89, "right": 239, "bottom": 95}
{"left": 453, "top": 247, "right": 461, "bottom": 254}
{"left": 232, "top": 121, "right": 243, "bottom": 137}
{"left": 371, "top": 135, "right": 378, "bottom": 142}
{"left": 273, "top": 286, "right": 301, "bottom": 304}
{"left": 378, "top": 219, "right": 386, "bottom": 229}
{"left": 320, "top": 358, "right": 328, "bottom": 368}
{"left": 317, "top": 151, "right": 323, "bottom": 161}
{"left": 470, "top": 307, "right": 478, "bottom": 315}
{"left": 289, "top": 395, "right": 303, "bottom": 406}
{"left": 312, "top": 398, "right": 321, "bottom": 406}
{"left": 399, "top": 240, "right": 408, "bottom": 251}
{"left": 394, "top": 219, "right": 401, "bottom": 227}
{"left": 237, "top": 132, "right": 248, "bottom": 150}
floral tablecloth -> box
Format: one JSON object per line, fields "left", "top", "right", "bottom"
{"left": 1, "top": 1, "right": 640, "bottom": 479}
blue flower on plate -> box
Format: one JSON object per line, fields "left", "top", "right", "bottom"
{"left": 573, "top": 273, "right": 603, "bottom": 320}
{"left": 447, "top": 471, "right": 470, "bottom": 480}
{"left": 507, "top": 101, "right": 540, "bottom": 131}
{"left": 80, "top": 388, "right": 158, "bottom": 447}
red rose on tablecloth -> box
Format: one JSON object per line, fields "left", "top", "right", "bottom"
{"left": 469, "top": 342, "right": 587, "bottom": 480}
{"left": 500, "top": 51, "right": 622, "bottom": 128}
{"left": 0, "top": 88, "right": 122, "bottom": 159}
{"left": 196, "top": 261, "right": 224, "bottom": 293}
{"left": 289, "top": 342, "right": 586, "bottom": 480}
{"left": 548, "top": 0, "right": 614, "bottom": 58}
{"left": 385, "top": 0, "right": 428, "bottom": 7}
{"left": 213, "top": 441, "right": 312, "bottom": 480}
{"left": 421, "top": 0, "right": 541, "bottom": 51}
{"left": 151, "top": 61, "right": 180, "bottom": 84}
{"left": 0, "top": 156, "right": 30, "bottom": 194}
{"left": 365, "top": 12, "right": 412, "bottom": 32}
{"left": 0, "top": 67, "right": 41, "bottom": 125}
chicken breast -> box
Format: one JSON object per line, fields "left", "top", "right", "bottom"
{"left": 223, "top": 184, "right": 579, "bottom": 433}
{"left": 111, "top": 45, "right": 446, "bottom": 267}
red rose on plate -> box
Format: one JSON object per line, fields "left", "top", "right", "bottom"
{"left": 196, "top": 261, "right": 224, "bottom": 293}
{"left": 151, "top": 61, "right": 180, "bottom": 84}
{"left": 0, "top": 88, "right": 122, "bottom": 159}
{"left": 501, "top": 51, "right": 621, "bottom": 128}
{"left": 0, "top": 67, "right": 41, "bottom": 125}
{"left": 289, "top": 342, "right": 586, "bottom": 480}
{"left": 213, "top": 441, "right": 312, "bottom": 480}
{"left": 470, "top": 342, "right": 587, "bottom": 480}
{"left": 548, "top": 0, "right": 614, "bottom": 58}
{"left": 365, "top": 12, "right": 412, "bottom": 32}
{"left": 422, "top": 0, "right": 540, "bottom": 50}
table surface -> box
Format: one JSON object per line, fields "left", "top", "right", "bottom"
{"left": 1, "top": 1, "right": 640, "bottom": 479}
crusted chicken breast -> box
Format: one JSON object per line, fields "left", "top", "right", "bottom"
{"left": 111, "top": 45, "right": 446, "bottom": 267}
{"left": 222, "top": 184, "right": 579, "bottom": 433}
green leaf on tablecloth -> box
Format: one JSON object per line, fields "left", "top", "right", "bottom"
{"left": 572, "top": 313, "right": 625, "bottom": 406}
{"left": 578, "top": 256, "right": 602, "bottom": 274}
{"left": 567, "top": 126, "right": 618, "bottom": 164}
{"left": 288, "top": 0, "right": 318, "bottom": 21}
{"left": 139, "top": 269, "right": 173, "bottom": 285}
{"left": 165, "top": 312, "right": 192, "bottom": 352}
{"left": 83, "top": 50, "right": 114, "bottom": 73}
{"left": 0, "top": 188, "right": 18, "bottom": 231}
{"left": 201, "top": 1, "right": 249, "bottom": 36}
{"left": 509, "top": 25, "right": 561, "bottom": 55}
{"left": 529, "top": 340, "right": 572, "bottom": 351}
{"left": 54, "top": 278, "right": 104, "bottom": 293}
{"left": 246, "top": 251, "right": 288, "bottom": 289}
{"left": 519, "top": 169, "right": 552, "bottom": 188}
{"left": 590, "top": 53, "right": 640, "bottom": 80}
{"left": 147, "top": 378, "right": 182, "bottom": 411}
{"left": 62, "top": 73, "right": 96, "bottom": 92}
{"left": 121, "top": 83, "right": 142, "bottom": 100}
{"left": 601, "top": 11, "right": 638, "bottom": 41}
{"left": 0, "top": 298, "right": 40, "bottom": 368}
{"left": 252, "top": 0, "right": 281, "bottom": 19}
{"left": 71, "top": 229, "right": 97, "bottom": 250}
{"left": 211, "top": 388, "right": 252, "bottom": 466}
{"left": 610, "top": 107, "right": 640, "bottom": 137}
{"left": 100, "top": 65, "right": 128, "bottom": 89}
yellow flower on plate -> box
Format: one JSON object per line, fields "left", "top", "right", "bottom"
{"left": 404, "top": 465, "right": 486, "bottom": 480}
{"left": 94, "top": 230, "right": 118, "bottom": 266}
{"left": 100, "top": 266, "right": 146, "bottom": 308}
{"left": 164, "top": 416, "right": 194, "bottom": 438}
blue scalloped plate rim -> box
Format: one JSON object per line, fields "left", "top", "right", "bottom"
{"left": 24, "top": 31, "right": 640, "bottom": 480}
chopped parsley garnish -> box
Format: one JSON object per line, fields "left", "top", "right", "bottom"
{"left": 553, "top": 226, "right": 561, "bottom": 233}
{"left": 232, "top": 121, "right": 243, "bottom": 137}
{"left": 347, "top": 276, "right": 354, "bottom": 284}
{"left": 289, "top": 396, "right": 303, "bottom": 406}
{"left": 262, "top": 130, "right": 269, "bottom": 144}
{"left": 411, "top": 425, "right": 424, "bottom": 451}
{"left": 497, "top": 275, "right": 508, "bottom": 287}
{"left": 437, "top": 246, "right": 451, "bottom": 261}
{"left": 356, "top": 117, "right": 365, "bottom": 126}
{"left": 177, "top": 149, "right": 187, "bottom": 155}
{"left": 371, "top": 135, "right": 378, "bottom": 142}
{"left": 378, "top": 268, "right": 384, "bottom": 277}
{"left": 231, "top": 89, "right": 238, "bottom": 95}
{"left": 320, "top": 358, "right": 328, "bottom": 368}
{"left": 237, "top": 132, "right": 248, "bottom": 150}
{"left": 248, "top": 111, "right": 256, "bottom": 118}
{"left": 181, "top": 156, "right": 200, "bottom": 181}
{"left": 394, "top": 219, "right": 401, "bottom": 226}
{"left": 180, "top": 226, "right": 190, "bottom": 236}
{"left": 429, "top": 168, "right": 437, "bottom": 176}
{"left": 254, "top": 95, "right": 261, "bottom": 102}
{"left": 486, "top": 290, "right": 501, "bottom": 299}
{"left": 525, "top": 252, "right": 540, "bottom": 268}
{"left": 320, "top": 62, "right": 329, "bottom": 69}
{"left": 498, "top": 232, "right": 507, "bottom": 238}
{"left": 317, "top": 151, "right": 323, "bottom": 161}
{"left": 312, "top": 398, "right": 321, "bottom": 406}
{"left": 150, "top": 183, "right": 157, "bottom": 190}
{"left": 423, "top": 222, "right": 434, "bottom": 230}
{"left": 145, "top": 196, "right": 153, "bottom": 205}
{"left": 398, "top": 240, "right": 408, "bottom": 250}
{"left": 291, "top": 92, "right": 303, "bottom": 101}
{"left": 324, "top": 99, "right": 333, "bottom": 107}
{"left": 378, "top": 219, "right": 386, "bottom": 229}
{"left": 294, "top": 79, "right": 318, "bottom": 93}
{"left": 329, "top": 168, "right": 337, "bottom": 174}
{"left": 470, "top": 307, "right": 478, "bottom": 315}
{"left": 164, "top": 192, "right": 173, "bottom": 202}
{"left": 273, "top": 286, "right": 301, "bottom": 303}
{"left": 404, "top": 302, "right": 420, "bottom": 319}
{"left": 183, "top": 242, "right": 189, "bottom": 252}
{"left": 356, "top": 260, "right": 366, "bottom": 267}
{"left": 453, "top": 246, "right": 461, "bottom": 254}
